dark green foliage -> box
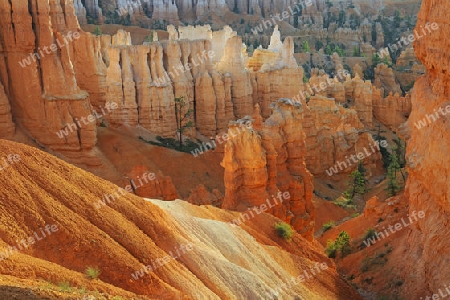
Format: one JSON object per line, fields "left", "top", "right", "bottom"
{"left": 352, "top": 46, "right": 360, "bottom": 57}
{"left": 344, "top": 168, "right": 368, "bottom": 199}
{"left": 325, "top": 43, "right": 344, "bottom": 56}
{"left": 364, "top": 228, "right": 377, "bottom": 241}
{"left": 144, "top": 31, "right": 155, "bottom": 43}
{"left": 338, "top": 10, "right": 346, "bottom": 27}
{"left": 139, "top": 136, "right": 201, "bottom": 153}
{"left": 315, "top": 40, "right": 324, "bottom": 51}
{"left": 323, "top": 221, "right": 335, "bottom": 232}
{"left": 385, "top": 150, "right": 401, "bottom": 197}
{"left": 302, "top": 40, "right": 311, "bottom": 53}
{"left": 274, "top": 222, "right": 294, "bottom": 240}
{"left": 175, "top": 96, "right": 194, "bottom": 149}
{"left": 93, "top": 26, "right": 102, "bottom": 36}
{"left": 326, "top": 231, "right": 351, "bottom": 258}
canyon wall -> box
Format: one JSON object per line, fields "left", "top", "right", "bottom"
{"left": 221, "top": 99, "right": 315, "bottom": 240}
{"left": 0, "top": 0, "right": 405, "bottom": 206}
{"left": 0, "top": 0, "right": 98, "bottom": 160}
{"left": 76, "top": 0, "right": 387, "bottom": 25}
{"left": 400, "top": 0, "right": 450, "bottom": 298}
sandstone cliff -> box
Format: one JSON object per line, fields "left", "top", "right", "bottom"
{"left": 399, "top": 0, "right": 450, "bottom": 297}
{"left": 0, "top": 0, "right": 97, "bottom": 156}
{"left": 221, "top": 99, "right": 315, "bottom": 240}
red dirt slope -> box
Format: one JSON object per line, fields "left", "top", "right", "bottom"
{"left": 0, "top": 139, "right": 361, "bottom": 299}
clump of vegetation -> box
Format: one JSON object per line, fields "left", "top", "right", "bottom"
{"left": 385, "top": 150, "right": 401, "bottom": 196}
{"left": 325, "top": 231, "right": 351, "bottom": 258}
{"left": 174, "top": 96, "right": 195, "bottom": 149}
{"left": 57, "top": 282, "right": 72, "bottom": 292}
{"left": 322, "top": 221, "right": 335, "bottom": 232}
{"left": 139, "top": 136, "right": 201, "bottom": 153}
{"left": 93, "top": 26, "right": 102, "bottom": 36}
{"left": 364, "top": 228, "right": 377, "bottom": 241}
{"left": 301, "top": 40, "right": 311, "bottom": 53}
{"left": 274, "top": 222, "right": 294, "bottom": 241}
{"left": 144, "top": 31, "right": 155, "bottom": 43}
{"left": 360, "top": 248, "right": 391, "bottom": 272}
{"left": 343, "top": 168, "right": 368, "bottom": 200}
{"left": 85, "top": 267, "right": 100, "bottom": 279}
{"left": 352, "top": 46, "right": 360, "bottom": 57}
{"left": 333, "top": 196, "right": 356, "bottom": 210}
{"left": 325, "top": 43, "right": 344, "bottom": 56}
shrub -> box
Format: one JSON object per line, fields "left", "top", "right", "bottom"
{"left": 274, "top": 222, "right": 294, "bottom": 240}
{"left": 85, "top": 267, "right": 100, "bottom": 279}
{"left": 325, "top": 239, "right": 337, "bottom": 258}
{"left": 93, "top": 26, "right": 102, "bottom": 36}
{"left": 322, "top": 221, "right": 335, "bottom": 232}
{"left": 326, "top": 231, "right": 351, "bottom": 258}
{"left": 335, "top": 231, "right": 351, "bottom": 256}
{"left": 57, "top": 282, "right": 71, "bottom": 292}
{"left": 364, "top": 228, "right": 377, "bottom": 241}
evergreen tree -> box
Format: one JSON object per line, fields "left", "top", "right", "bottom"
{"left": 302, "top": 40, "right": 311, "bottom": 53}
{"left": 174, "top": 96, "right": 194, "bottom": 149}
{"left": 144, "top": 31, "right": 155, "bottom": 43}
{"left": 93, "top": 26, "right": 102, "bottom": 36}
{"left": 344, "top": 168, "right": 367, "bottom": 199}
{"left": 335, "top": 231, "right": 351, "bottom": 257}
{"left": 386, "top": 150, "right": 401, "bottom": 196}
{"left": 325, "top": 45, "right": 332, "bottom": 55}
{"left": 334, "top": 45, "right": 343, "bottom": 57}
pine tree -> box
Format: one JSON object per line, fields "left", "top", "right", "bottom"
{"left": 335, "top": 231, "right": 351, "bottom": 256}
{"left": 386, "top": 150, "right": 401, "bottom": 196}
{"left": 393, "top": 138, "right": 407, "bottom": 182}
{"left": 93, "top": 26, "right": 102, "bottom": 36}
{"left": 94, "top": 26, "right": 103, "bottom": 35}
{"left": 302, "top": 40, "right": 311, "bottom": 53}
{"left": 344, "top": 168, "right": 367, "bottom": 199}
{"left": 174, "top": 96, "right": 194, "bottom": 150}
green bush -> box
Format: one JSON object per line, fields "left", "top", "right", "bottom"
{"left": 325, "top": 239, "right": 337, "bottom": 258}
{"left": 57, "top": 282, "right": 71, "bottom": 292}
{"left": 325, "top": 231, "right": 351, "bottom": 258}
{"left": 274, "top": 222, "right": 294, "bottom": 240}
{"left": 93, "top": 26, "right": 102, "bottom": 36}
{"left": 322, "top": 221, "right": 335, "bottom": 232}
{"left": 335, "top": 231, "right": 351, "bottom": 256}
{"left": 85, "top": 267, "right": 100, "bottom": 279}
{"left": 364, "top": 228, "right": 377, "bottom": 241}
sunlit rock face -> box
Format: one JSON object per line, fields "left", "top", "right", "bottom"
{"left": 0, "top": 0, "right": 97, "bottom": 155}
{"left": 399, "top": 0, "right": 450, "bottom": 298}
{"left": 221, "top": 100, "right": 315, "bottom": 241}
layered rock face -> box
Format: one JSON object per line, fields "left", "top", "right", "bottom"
{"left": 0, "top": 0, "right": 97, "bottom": 156}
{"left": 374, "top": 63, "right": 403, "bottom": 96}
{"left": 221, "top": 100, "right": 315, "bottom": 240}
{"left": 216, "top": 36, "right": 254, "bottom": 119}
{"left": 302, "top": 96, "right": 382, "bottom": 178}
{"left": 400, "top": 0, "right": 450, "bottom": 298}
{"left": 373, "top": 92, "right": 411, "bottom": 132}
{"left": 0, "top": 82, "right": 14, "bottom": 139}
{"left": 394, "top": 45, "right": 426, "bottom": 89}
